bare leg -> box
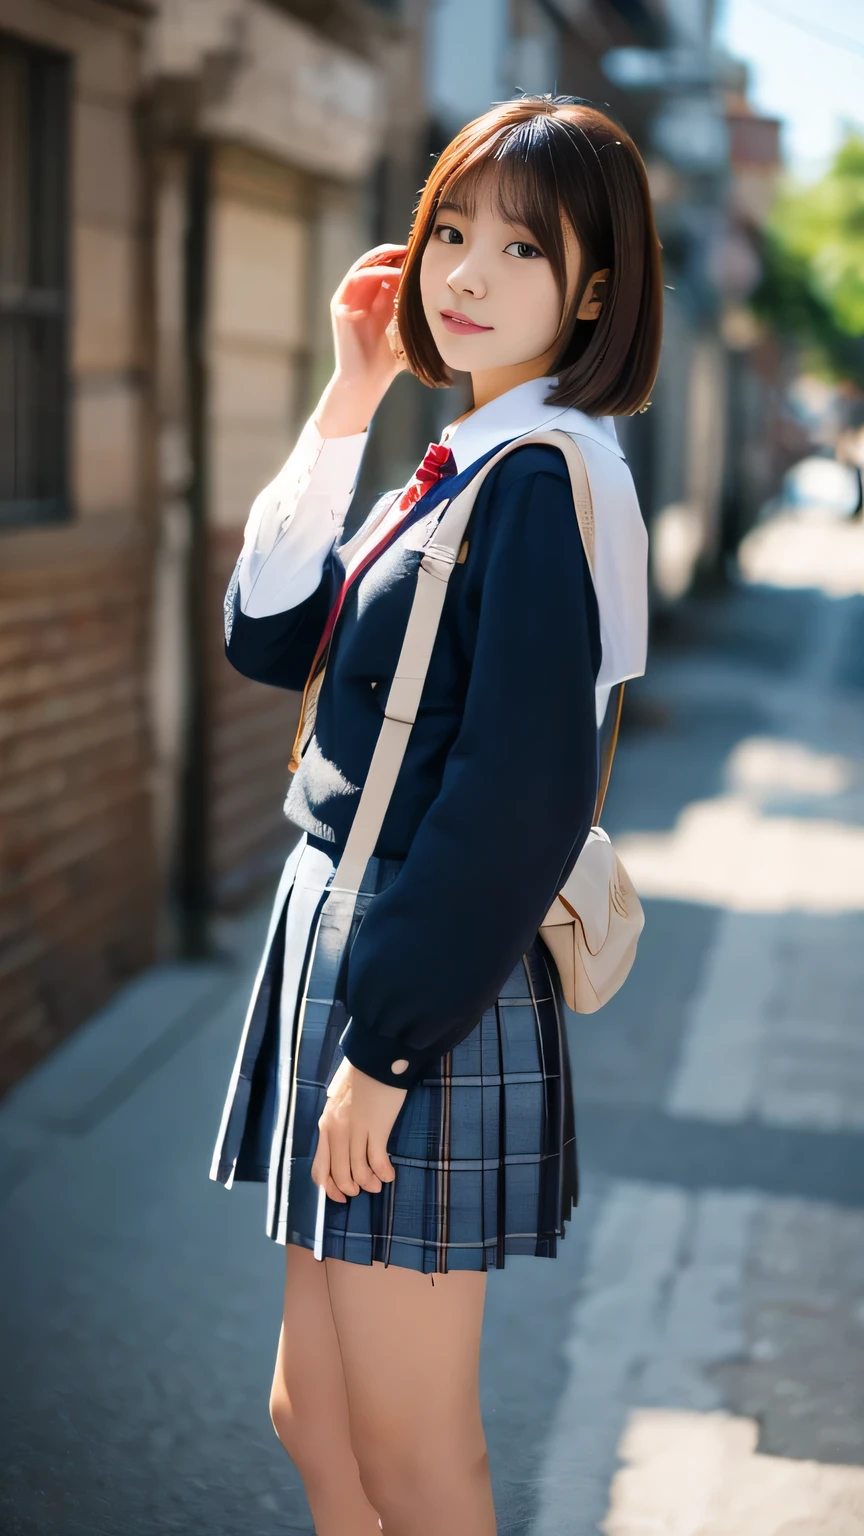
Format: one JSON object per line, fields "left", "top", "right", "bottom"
{"left": 324, "top": 1257, "right": 496, "bottom": 1536}
{"left": 270, "top": 1242, "right": 382, "bottom": 1536}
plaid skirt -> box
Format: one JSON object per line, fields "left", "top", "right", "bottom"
{"left": 210, "top": 834, "right": 579, "bottom": 1273}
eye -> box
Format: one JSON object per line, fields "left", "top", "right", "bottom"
{"left": 434, "top": 224, "right": 463, "bottom": 245}
{"left": 504, "top": 240, "right": 543, "bottom": 260}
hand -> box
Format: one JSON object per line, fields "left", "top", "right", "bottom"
{"left": 311, "top": 1055, "right": 407, "bottom": 1202}
{"left": 314, "top": 244, "right": 409, "bottom": 440}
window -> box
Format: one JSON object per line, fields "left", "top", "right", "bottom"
{"left": 0, "top": 33, "right": 70, "bottom": 528}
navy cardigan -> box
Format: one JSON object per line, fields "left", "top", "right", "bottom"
{"left": 224, "top": 443, "right": 601, "bottom": 1087}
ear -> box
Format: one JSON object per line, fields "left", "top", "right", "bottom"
{"left": 576, "top": 267, "right": 610, "bottom": 322}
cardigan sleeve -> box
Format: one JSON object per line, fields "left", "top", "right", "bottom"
{"left": 222, "top": 417, "right": 366, "bottom": 691}
{"left": 339, "top": 458, "right": 601, "bottom": 1088}
{"left": 224, "top": 547, "right": 344, "bottom": 692}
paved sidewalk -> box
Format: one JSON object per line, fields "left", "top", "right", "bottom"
{"left": 534, "top": 514, "right": 864, "bottom": 1536}
{"left": 2, "top": 508, "right": 863, "bottom": 1535}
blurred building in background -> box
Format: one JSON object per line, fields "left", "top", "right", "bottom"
{"left": 0, "top": 0, "right": 788, "bottom": 1090}
{"left": 142, "top": 0, "right": 419, "bottom": 939}
{"left": 0, "top": 0, "right": 424, "bottom": 1088}
{"left": 0, "top": 0, "right": 156, "bottom": 1090}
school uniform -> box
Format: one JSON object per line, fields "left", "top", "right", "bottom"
{"left": 209, "top": 376, "right": 647, "bottom": 1273}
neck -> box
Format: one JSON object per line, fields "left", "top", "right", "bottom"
{"left": 469, "top": 352, "right": 557, "bottom": 412}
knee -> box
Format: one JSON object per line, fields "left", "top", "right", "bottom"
{"left": 355, "top": 1439, "right": 489, "bottom": 1519}
{"left": 269, "top": 1381, "right": 328, "bottom": 1483}
{"left": 269, "top": 1378, "right": 297, "bottom": 1453}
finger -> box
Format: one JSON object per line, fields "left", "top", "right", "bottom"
{"left": 311, "top": 1124, "right": 331, "bottom": 1189}
{"left": 313, "top": 1122, "right": 349, "bottom": 1202}
{"left": 332, "top": 282, "right": 395, "bottom": 321}
{"left": 367, "top": 1140, "right": 396, "bottom": 1183}
{"left": 329, "top": 1131, "right": 360, "bottom": 1199}
{"left": 336, "top": 291, "right": 393, "bottom": 320}
{"left": 350, "top": 1131, "right": 382, "bottom": 1194}
{"left": 371, "top": 280, "right": 397, "bottom": 312}
{"left": 352, "top": 243, "right": 407, "bottom": 271}
{"left": 339, "top": 266, "right": 403, "bottom": 296}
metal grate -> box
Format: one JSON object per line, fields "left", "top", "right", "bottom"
{"left": 0, "top": 32, "right": 70, "bottom": 529}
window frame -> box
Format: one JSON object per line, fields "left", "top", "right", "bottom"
{"left": 0, "top": 29, "right": 71, "bottom": 531}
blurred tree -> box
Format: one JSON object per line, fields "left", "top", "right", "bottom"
{"left": 753, "top": 133, "right": 864, "bottom": 387}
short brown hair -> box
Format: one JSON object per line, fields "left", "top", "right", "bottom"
{"left": 396, "top": 96, "right": 663, "bottom": 417}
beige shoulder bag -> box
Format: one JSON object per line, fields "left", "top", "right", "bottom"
{"left": 328, "top": 429, "right": 645, "bottom": 1013}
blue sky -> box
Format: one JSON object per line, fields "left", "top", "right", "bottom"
{"left": 714, "top": 0, "right": 864, "bottom": 179}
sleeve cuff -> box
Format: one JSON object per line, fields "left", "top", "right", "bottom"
{"left": 338, "top": 1015, "right": 431, "bottom": 1088}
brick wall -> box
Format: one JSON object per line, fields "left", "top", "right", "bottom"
{"left": 0, "top": 530, "right": 158, "bottom": 1093}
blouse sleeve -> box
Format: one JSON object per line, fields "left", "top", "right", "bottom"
{"left": 239, "top": 416, "right": 366, "bottom": 616}
{"left": 223, "top": 417, "right": 366, "bottom": 691}
{"left": 338, "top": 456, "right": 601, "bottom": 1088}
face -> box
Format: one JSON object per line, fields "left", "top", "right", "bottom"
{"left": 418, "top": 183, "right": 603, "bottom": 383}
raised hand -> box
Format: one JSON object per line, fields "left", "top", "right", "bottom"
{"left": 314, "top": 244, "right": 409, "bottom": 440}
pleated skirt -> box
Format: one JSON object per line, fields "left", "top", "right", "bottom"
{"left": 210, "top": 833, "right": 579, "bottom": 1274}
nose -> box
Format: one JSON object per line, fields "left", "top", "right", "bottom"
{"left": 447, "top": 253, "right": 487, "bottom": 301}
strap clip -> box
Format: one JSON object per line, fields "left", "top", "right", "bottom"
{"left": 421, "top": 542, "right": 456, "bottom": 579}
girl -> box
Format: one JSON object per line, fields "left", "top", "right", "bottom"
{"left": 211, "top": 96, "right": 662, "bottom": 1536}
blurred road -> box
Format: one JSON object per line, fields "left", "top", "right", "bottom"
{"left": 2, "top": 510, "right": 864, "bottom": 1536}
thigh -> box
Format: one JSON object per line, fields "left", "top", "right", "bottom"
{"left": 324, "top": 1257, "right": 488, "bottom": 1460}
{"left": 272, "top": 1242, "right": 354, "bottom": 1448}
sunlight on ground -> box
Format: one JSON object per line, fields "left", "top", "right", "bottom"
{"left": 602, "top": 1409, "right": 864, "bottom": 1536}
{"left": 738, "top": 510, "right": 864, "bottom": 597}
{"left": 615, "top": 796, "right": 864, "bottom": 912}
{"left": 726, "top": 738, "right": 853, "bottom": 800}
{"left": 620, "top": 502, "right": 864, "bottom": 911}
{"left": 614, "top": 735, "right": 863, "bottom": 913}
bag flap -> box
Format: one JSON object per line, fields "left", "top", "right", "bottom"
{"left": 556, "top": 828, "right": 617, "bottom": 955}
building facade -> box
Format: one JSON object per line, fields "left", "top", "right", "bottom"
{"left": 143, "top": 0, "right": 395, "bottom": 942}
{"left": 0, "top": 0, "right": 156, "bottom": 1091}
{"left": 0, "top": 0, "right": 420, "bottom": 1091}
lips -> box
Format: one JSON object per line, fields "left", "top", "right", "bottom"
{"left": 440, "top": 309, "right": 494, "bottom": 336}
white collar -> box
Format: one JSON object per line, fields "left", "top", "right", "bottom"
{"left": 441, "top": 376, "right": 624, "bottom": 473}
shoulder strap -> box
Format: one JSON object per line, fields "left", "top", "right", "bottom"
{"left": 331, "top": 429, "right": 601, "bottom": 895}
{"left": 596, "top": 681, "right": 624, "bottom": 823}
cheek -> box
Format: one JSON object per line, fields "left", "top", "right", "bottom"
{"left": 504, "top": 266, "right": 563, "bottom": 350}
{"left": 532, "top": 269, "right": 565, "bottom": 339}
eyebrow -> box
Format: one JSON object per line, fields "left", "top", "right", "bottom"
{"left": 436, "top": 199, "right": 464, "bottom": 215}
